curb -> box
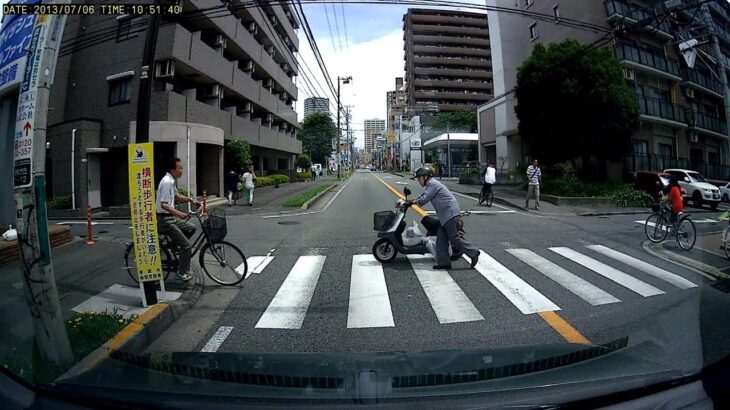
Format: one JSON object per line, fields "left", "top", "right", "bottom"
{"left": 301, "top": 183, "right": 337, "bottom": 210}
{"left": 578, "top": 210, "right": 651, "bottom": 217}
{"left": 643, "top": 240, "right": 730, "bottom": 280}
{"left": 57, "top": 262, "right": 205, "bottom": 381}
{"left": 456, "top": 191, "right": 529, "bottom": 212}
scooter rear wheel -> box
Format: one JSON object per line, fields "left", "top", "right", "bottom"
{"left": 373, "top": 238, "right": 398, "bottom": 263}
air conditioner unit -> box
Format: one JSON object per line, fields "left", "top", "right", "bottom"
{"left": 242, "top": 60, "right": 254, "bottom": 72}
{"left": 685, "top": 88, "right": 695, "bottom": 99}
{"left": 690, "top": 133, "right": 698, "bottom": 143}
{"left": 247, "top": 22, "right": 257, "bottom": 35}
{"left": 623, "top": 68, "right": 635, "bottom": 81}
{"left": 265, "top": 45, "right": 275, "bottom": 56}
{"left": 263, "top": 79, "right": 273, "bottom": 88}
{"left": 155, "top": 60, "right": 175, "bottom": 79}
{"left": 214, "top": 34, "right": 226, "bottom": 48}
{"left": 204, "top": 84, "right": 222, "bottom": 98}
{"left": 243, "top": 102, "right": 252, "bottom": 113}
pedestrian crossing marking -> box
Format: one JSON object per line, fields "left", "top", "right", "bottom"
{"left": 586, "top": 245, "right": 697, "bottom": 289}
{"left": 255, "top": 255, "right": 326, "bottom": 329}
{"left": 550, "top": 247, "right": 665, "bottom": 297}
{"left": 507, "top": 249, "right": 620, "bottom": 306}
{"left": 466, "top": 250, "right": 561, "bottom": 314}
{"left": 407, "top": 255, "right": 485, "bottom": 324}
{"left": 348, "top": 255, "right": 395, "bottom": 328}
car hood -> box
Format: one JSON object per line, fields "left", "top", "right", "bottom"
{"left": 686, "top": 182, "right": 719, "bottom": 191}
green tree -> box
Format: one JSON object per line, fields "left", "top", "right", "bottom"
{"left": 299, "top": 113, "right": 336, "bottom": 164}
{"left": 433, "top": 110, "right": 477, "bottom": 132}
{"left": 296, "top": 154, "right": 312, "bottom": 169}
{"left": 514, "top": 40, "right": 639, "bottom": 167}
{"left": 224, "top": 139, "right": 252, "bottom": 172}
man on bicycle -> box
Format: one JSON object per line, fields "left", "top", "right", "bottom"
{"left": 662, "top": 176, "right": 684, "bottom": 235}
{"left": 482, "top": 162, "right": 496, "bottom": 200}
{"left": 156, "top": 158, "right": 200, "bottom": 282}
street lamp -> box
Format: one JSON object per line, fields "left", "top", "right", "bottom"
{"left": 337, "top": 75, "right": 352, "bottom": 179}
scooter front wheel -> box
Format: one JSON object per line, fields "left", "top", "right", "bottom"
{"left": 373, "top": 239, "right": 398, "bottom": 263}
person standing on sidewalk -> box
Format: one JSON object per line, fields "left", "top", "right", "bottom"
{"left": 225, "top": 169, "right": 239, "bottom": 206}
{"left": 438, "top": 164, "right": 444, "bottom": 180}
{"left": 242, "top": 165, "right": 257, "bottom": 206}
{"left": 525, "top": 159, "right": 542, "bottom": 210}
{"left": 410, "top": 167, "right": 480, "bottom": 270}
{"left": 157, "top": 158, "right": 199, "bottom": 282}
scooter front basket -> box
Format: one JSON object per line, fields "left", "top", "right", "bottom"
{"left": 374, "top": 210, "right": 396, "bottom": 231}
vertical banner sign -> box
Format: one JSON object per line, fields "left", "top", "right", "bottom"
{"left": 13, "top": 15, "right": 49, "bottom": 188}
{"left": 128, "top": 143, "right": 163, "bottom": 283}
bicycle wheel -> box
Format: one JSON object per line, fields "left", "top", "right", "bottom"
{"left": 724, "top": 227, "right": 730, "bottom": 260}
{"left": 676, "top": 217, "right": 696, "bottom": 251}
{"left": 478, "top": 187, "right": 486, "bottom": 205}
{"left": 199, "top": 241, "right": 247, "bottom": 285}
{"left": 644, "top": 213, "right": 668, "bottom": 243}
{"left": 486, "top": 191, "right": 494, "bottom": 207}
{"left": 124, "top": 243, "right": 172, "bottom": 284}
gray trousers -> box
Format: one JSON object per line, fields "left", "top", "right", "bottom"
{"left": 158, "top": 216, "right": 196, "bottom": 276}
{"left": 526, "top": 184, "right": 540, "bottom": 207}
{"left": 436, "top": 216, "right": 480, "bottom": 266}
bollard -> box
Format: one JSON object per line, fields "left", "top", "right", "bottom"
{"left": 86, "top": 205, "right": 95, "bottom": 245}
{"left": 202, "top": 190, "right": 208, "bottom": 214}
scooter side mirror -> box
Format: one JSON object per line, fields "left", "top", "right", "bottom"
{"left": 404, "top": 187, "right": 411, "bottom": 197}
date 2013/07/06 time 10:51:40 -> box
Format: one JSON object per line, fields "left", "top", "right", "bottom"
{"left": 2, "top": 3, "right": 183, "bottom": 16}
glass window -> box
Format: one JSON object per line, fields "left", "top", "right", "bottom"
{"left": 108, "top": 77, "right": 132, "bottom": 106}
{"left": 116, "top": 16, "right": 144, "bottom": 42}
{"left": 553, "top": 5, "right": 560, "bottom": 20}
{"left": 529, "top": 23, "right": 538, "bottom": 40}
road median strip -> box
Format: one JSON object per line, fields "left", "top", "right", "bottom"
{"left": 282, "top": 183, "right": 337, "bottom": 209}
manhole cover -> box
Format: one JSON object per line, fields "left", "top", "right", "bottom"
{"left": 278, "top": 221, "right": 301, "bottom": 225}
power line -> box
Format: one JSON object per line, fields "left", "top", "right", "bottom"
{"left": 322, "top": 3, "right": 338, "bottom": 52}
{"left": 341, "top": 2, "right": 350, "bottom": 50}
{"left": 331, "top": 3, "right": 343, "bottom": 51}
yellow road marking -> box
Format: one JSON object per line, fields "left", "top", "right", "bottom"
{"left": 538, "top": 311, "right": 591, "bottom": 344}
{"left": 373, "top": 174, "right": 428, "bottom": 217}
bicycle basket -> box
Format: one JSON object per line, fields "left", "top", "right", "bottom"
{"left": 203, "top": 208, "right": 227, "bottom": 243}
{"left": 373, "top": 210, "right": 395, "bottom": 231}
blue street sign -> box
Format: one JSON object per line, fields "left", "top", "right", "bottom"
{"left": 0, "top": 0, "right": 41, "bottom": 93}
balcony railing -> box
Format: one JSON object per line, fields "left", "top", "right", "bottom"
{"left": 636, "top": 95, "right": 686, "bottom": 123}
{"left": 615, "top": 43, "right": 680, "bottom": 77}
{"left": 682, "top": 69, "right": 723, "bottom": 95}
{"left": 688, "top": 111, "right": 728, "bottom": 136}
{"left": 709, "top": 1, "right": 730, "bottom": 21}
{"left": 713, "top": 23, "right": 730, "bottom": 44}
{"left": 626, "top": 154, "right": 730, "bottom": 180}
{"left": 605, "top": 0, "right": 671, "bottom": 34}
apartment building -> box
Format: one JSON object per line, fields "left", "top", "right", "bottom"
{"left": 45, "top": 0, "right": 301, "bottom": 209}
{"left": 478, "top": 0, "right": 730, "bottom": 181}
{"left": 364, "top": 119, "right": 386, "bottom": 154}
{"left": 403, "top": 8, "right": 493, "bottom": 113}
{"left": 304, "top": 97, "right": 330, "bottom": 118}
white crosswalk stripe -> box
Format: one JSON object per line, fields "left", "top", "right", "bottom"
{"left": 348, "top": 255, "right": 395, "bottom": 328}
{"left": 465, "top": 250, "right": 561, "bottom": 314}
{"left": 550, "top": 247, "right": 665, "bottom": 297}
{"left": 506, "top": 249, "right": 620, "bottom": 306}
{"left": 408, "top": 255, "right": 485, "bottom": 324}
{"left": 586, "top": 245, "right": 697, "bottom": 289}
{"left": 255, "top": 256, "right": 326, "bottom": 329}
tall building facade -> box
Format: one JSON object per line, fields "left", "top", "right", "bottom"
{"left": 304, "top": 97, "right": 330, "bottom": 117}
{"left": 42, "top": 0, "right": 302, "bottom": 209}
{"left": 403, "top": 8, "right": 493, "bottom": 112}
{"left": 387, "top": 77, "right": 408, "bottom": 134}
{"left": 478, "top": 0, "right": 730, "bottom": 181}
{"left": 364, "top": 119, "right": 386, "bottom": 153}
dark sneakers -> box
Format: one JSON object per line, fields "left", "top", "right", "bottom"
{"left": 432, "top": 265, "right": 452, "bottom": 270}
{"left": 470, "top": 253, "right": 479, "bottom": 269}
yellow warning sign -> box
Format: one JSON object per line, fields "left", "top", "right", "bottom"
{"left": 128, "top": 143, "right": 163, "bottom": 283}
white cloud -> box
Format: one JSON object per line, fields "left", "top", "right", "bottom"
{"left": 296, "top": 29, "right": 405, "bottom": 149}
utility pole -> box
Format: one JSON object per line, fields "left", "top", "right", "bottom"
{"left": 135, "top": 3, "right": 163, "bottom": 306}
{"left": 13, "top": 6, "right": 73, "bottom": 364}
{"left": 336, "top": 78, "right": 342, "bottom": 179}
{"left": 447, "top": 121, "right": 452, "bottom": 178}
{"left": 701, "top": 3, "right": 730, "bottom": 158}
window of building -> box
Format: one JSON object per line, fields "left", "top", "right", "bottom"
{"left": 108, "top": 77, "right": 132, "bottom": 106}
{"left": 116, "top": 16, "right": 144, "bottom": 42}
{"left": 553, "top": 5, "right": 560, "bottom": 20}
{"left": 529, "top": 23, "right": 539, "bottom": 40}
{"left": 633, "top": 140, "right": 648, "bottom": 156}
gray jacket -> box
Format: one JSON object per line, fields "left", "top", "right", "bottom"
{"left": 415, "top": 178, "right": 461, "bottom": 224}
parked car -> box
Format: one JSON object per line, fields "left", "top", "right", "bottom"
{"left": 634, "top": 171, "right": 673, "bottom": 202}
{"left": 663, "top": 169, "right": 721, "bottom": 210}
{"left": 719, "top": 181, "right": 730, "bottom": 203}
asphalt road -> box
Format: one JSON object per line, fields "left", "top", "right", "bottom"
{"left": 142, "top": 170, "right": 730, "bottom": 373}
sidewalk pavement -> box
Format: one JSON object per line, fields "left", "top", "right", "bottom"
{"left": 438, "top": 180, "right": 651, "bottom": 216}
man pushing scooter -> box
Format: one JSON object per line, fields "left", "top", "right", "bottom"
{"left": 410, "top": 167, "right": 480, "bottom": 270}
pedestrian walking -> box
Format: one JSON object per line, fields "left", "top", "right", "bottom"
{"left": 311, "top": 165, "right": 317, "bottom": 181}
{"left": 156, "top": 158, "right": 199, "bottom": 282}
{"left": 225, "top": 169, "right": 239, "bottom": 206}
{"left": 438, "top": 164, "right": 444, "bottom": 180}
{"left": 410, "top": 167, "right": 480, "bottom": 270}
{"left": 242, "top": 165, "right": 256, "bottom": 206}
{"left": 526, "top": 159, "right": 542, "bottom": 210}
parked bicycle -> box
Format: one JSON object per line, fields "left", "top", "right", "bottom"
{"left": 479, "top": 184, "right": 494, "bottom": 207}
{"left": 644, "top": 201, "right": 696, "bottom": 251}
{"left": 124, "top": 207, "right": 247, "bottom": 286}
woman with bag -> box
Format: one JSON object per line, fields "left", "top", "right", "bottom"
{"left": 242, "top": 165, "right": 257, "bottom": 206}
